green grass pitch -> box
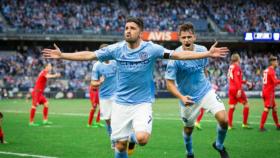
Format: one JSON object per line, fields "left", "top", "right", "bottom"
{"left": 0, "top": 98, "right": 280, "bottom": 158}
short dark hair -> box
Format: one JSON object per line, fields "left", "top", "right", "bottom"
{"left": 0, "top": 112, "right": 3, "bottom": 118}
{"left": 269, "top": 55, "right": 277, "bottom": 62}
{"left": 179, "top": 23, "right": 195, "bottom": 35}
{"left": 99, "top": 44, "right": 109, "bottom": 49}
{"left": 126, "top": 17, "right": 144, "bottom": 31}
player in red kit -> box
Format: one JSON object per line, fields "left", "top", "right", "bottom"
{"left": 227, "top": 53, "right": 252, "bottom": 130}
{"left": 29, "top": 63, "right": 60, "bottom": 126}
{"left": 260, "top": 55, "right": 280, "bottom": 131}
{"left": 87, "top": 84, "right": 104, "bottom": 128}
{"left": 0, "top": 112, "right": 7, "bottom": 144}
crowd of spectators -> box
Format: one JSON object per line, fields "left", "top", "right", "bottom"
{"left": 0, "top": 0, "right": 126, "bottom": 34}
{"left": 126, "top": 0, "right": 207, "bottom": 31}
{"left": 1, "top": 0, "right": 278, "bottom": 33}
{"left": 202, "top": 0, "right": 280, "bottom": 33}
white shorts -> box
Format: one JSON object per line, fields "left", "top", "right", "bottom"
{"left": 100, "top": 98, "right": 113, "bottom": 120}
{"left": 111, "top": 102, "right": 153, "bottom": 141}
{"left": 181, "top": 89, "right": 225, "bottom": 127}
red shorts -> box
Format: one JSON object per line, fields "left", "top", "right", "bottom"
{"left": 262, "top": 93, "right": 276, "bottom": 108}
{"left": 89, "top": 90, "right": 99, "bottom": 107}
{"left": 31, "top": 91, "right": 47, "bottom": 106}
{"left": 228, "top": 89, "right": 247, "bottom": 105}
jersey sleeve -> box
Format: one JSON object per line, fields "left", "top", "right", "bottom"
{"left": 150, "top": 42, "right": 174, "bottom": 59}
{"left": 164, "top": 60, "right": 177, "bottom": 80}
{"left": 91, "top": 63, "right": 100, "bottom": 81}
{"left": 95, "top": 43, "right": 118, "bottom": 62}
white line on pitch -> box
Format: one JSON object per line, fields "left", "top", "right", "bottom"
{"left": 0, "top": 151, "right": 57, "bottom": 158}
{"left": 1, "top": 110, "right": 275, "bottom": 125}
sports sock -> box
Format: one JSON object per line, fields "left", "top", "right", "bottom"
{"left": 228, "top": 108, "right": 235, "bottom": 127}
{"left": 115, "top": 149, "right": 128, "bottom": 158}
{"left": 43, "top": 107, "right": 48, "bottom": 121}
{"left": 216, "top": 124, "right": 227, "bottom": 150}
{"left": 0, "top": 128, "right": 3, "bottom": 143}
{"left": 30, "top": 108, "right": 36, "bottom": 123}
{"left": 183, "top": 131, "right": 193, "bottom": 155}
{"left": 260, "top": 111, "right": 268, "bottom": 129}
{"left": 88, "top": 109, "right": 95, "bottom": 125}
{"left": 272, "top": 111, "right": 280, "bottom": 127}
{"left": 196, "top": 109, "right": 204, "bottom": 123}
{"left": 243, "top": 106, "right": 249, "bottom": 125}
{"left": 106, "top": 124, "right": 112, "bottom": 136}
{"left": 96, "top": 109, "right": 101, "bottom": 123}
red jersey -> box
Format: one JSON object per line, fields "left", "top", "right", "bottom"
{"left": 228, "top": 63, "right": 246, "bottom": 91}
{"left": 262, "top": 66, "right": 280, "bottom": 95}
{"left": 33, "top": 70, "right": 48, "bottom": 92}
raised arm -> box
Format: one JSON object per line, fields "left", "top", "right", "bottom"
{"left": 42, "top": 44, "right": 97, "bottom": 61}
{"left": 171, "top": 42, "right": 229, "bottom": 60}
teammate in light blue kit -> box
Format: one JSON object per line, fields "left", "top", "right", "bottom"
{"left": 42, "top": 17, "right": 229, "bottom": 158}
{"left": 91, "top": 44, "right": 117, "bottom": 149}
{"left": 165, "top": 23, "right": 229, "bottom": 158}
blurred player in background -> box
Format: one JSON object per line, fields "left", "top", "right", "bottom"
{"left": 194, "top": 70, "right": 219, "bottom": 130}
{"left": 87, "top": 84, "right": 103, "bottom": 128}
{"left": 227, "top": 53, "right": 252, "bottom": 130}
{"left": 0, "top": 112, "right": 7, "bottom": 144}
{"left": 42, "top": 17, "right": 229, "bottom": 158}
{"left": 29, "top": 63, "right": 60, "bottom": 126}
{"left": 260, "top": 55, "right": 280, "bottom": 131}
{"left": 165, "top": 23, "right": 229, "bottom": 158}
{"left": 90, "top": 43, "right": 117, "bottom": 148}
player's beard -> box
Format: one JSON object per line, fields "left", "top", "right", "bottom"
{"left": 125, "top": 35, "right": 139, "bottom": 45}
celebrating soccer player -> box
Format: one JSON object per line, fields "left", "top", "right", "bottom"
{"left": 29, "top": 63, "right": 60, "bottom": 126}
{"left": 227, "top": 53, "right": 252, "bottom": 130}
{"left": 42, "top": 17, "right": 228, "bottom": 158}
{"left": 165, "top": 23, "right": 229, "bottom": 158}
{"left": 260, "top": 55, "right": 280, "bottom": 131}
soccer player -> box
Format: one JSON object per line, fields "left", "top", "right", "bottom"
{"left": 91, "top": 43, "right": 117, "bottom": 148}
{"left": 0, "top": 112, "right": 7, "bottom": 144}
{"left": 29, "top": 63, "right": 60, "bottom": 126}
{"left": 165, "top": 23, "right": 229, "bottom": 158}
{"left": 259, "top": 55, "right": 280, "bottom": 131}
{"left": 227, "top": 53, "right": 252, "bottom": 129}
{"left": 42, "top": 17, "right": 228, "bottom": 158}
{"left": 87, "top": 84, "right": 103, "bottom": 128}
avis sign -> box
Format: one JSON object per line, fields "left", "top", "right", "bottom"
{"left": 142, "top": 31, "right": 178, "bottom": 41}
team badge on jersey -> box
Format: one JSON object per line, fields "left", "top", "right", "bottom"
{"left": 139, "top": 52, "right": 148, "bottom": 60}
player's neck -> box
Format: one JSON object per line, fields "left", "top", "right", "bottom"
{"left": 127, "top": 39, "right": 141, "bottom": 49}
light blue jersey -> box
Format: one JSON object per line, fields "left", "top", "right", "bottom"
{"left": 91, "top": 60, "right": 117, "bottom": 99}
{"left": 95, "top": 41, "right": 172, "bottom": 105}
{"left": 165, "top": 44, "right": 212, "bottom": 106}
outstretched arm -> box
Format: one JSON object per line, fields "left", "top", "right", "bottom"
{"left": 42, "top": 44, "right": 97, "bottom": 61}
{"left": 166, "top": 79, "right": 194, "bottom": 106}
{"left": 46, "top": 73, "right": 61, "bottom": 79}
{"left": 171, "top": 42, "right": 229, "bottom": 60}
